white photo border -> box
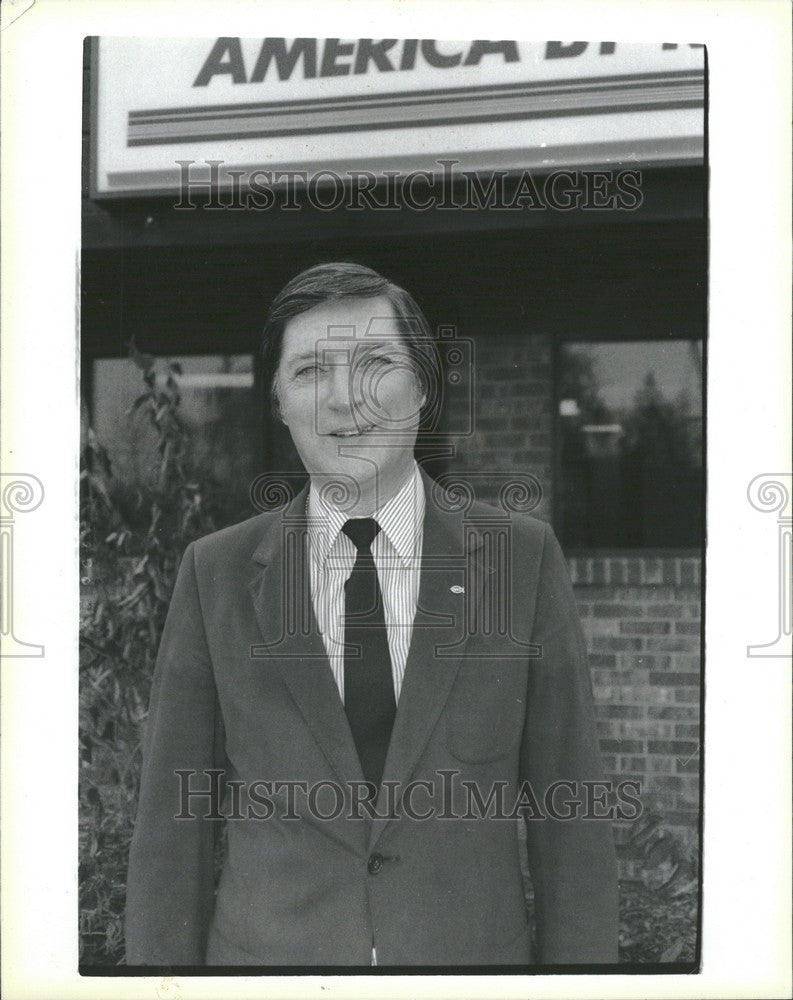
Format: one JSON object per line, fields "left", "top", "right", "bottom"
{"left": 1, "top": 1, "right": 790, "bottom": 998}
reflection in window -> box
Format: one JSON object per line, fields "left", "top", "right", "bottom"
{"left": 91, "top": 354, "right": 256, "bottom": 525}
{"left": 558, "top": 341, "right": 703, "bottom": 548}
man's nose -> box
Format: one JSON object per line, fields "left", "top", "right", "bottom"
{"left": 325, "top": 361, "right": 362, "bottom": 412}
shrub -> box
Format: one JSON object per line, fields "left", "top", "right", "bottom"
{"left": 80, "top": 349, "right": 223, "bottom": 965}
{"left": 617, "top": 811, "right": 699, "bottom": 964}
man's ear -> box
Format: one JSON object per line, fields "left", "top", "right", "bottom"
{"left": 416, "top": 376, "right": 428, "bottom": 412}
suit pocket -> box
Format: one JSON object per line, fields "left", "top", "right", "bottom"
{"left": 445, "top": 661, "right": 527, "bottom": 763}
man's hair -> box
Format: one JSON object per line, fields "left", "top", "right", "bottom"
{"left": 261, "top": 261, "right": 440, "bottom": 424}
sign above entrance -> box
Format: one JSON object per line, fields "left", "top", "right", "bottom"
{"left": 91, "top": 38, "right": 705, "bottom": 197}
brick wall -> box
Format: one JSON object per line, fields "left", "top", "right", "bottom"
{"left": 569, "top": 554, "right": 702, "bottom": 837}
{"left": 445, "top": 332, "right": 554, "bottom": 522}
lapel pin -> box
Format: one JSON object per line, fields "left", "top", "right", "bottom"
{"left": 450, "top": 585, "right": 465, "bottom": 594}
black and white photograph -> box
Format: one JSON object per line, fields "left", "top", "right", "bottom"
{"left": 1, "top": 1, "right": 790, "bottom": 998}
{"left": 79, "top": 35, "right": 705, "bottom": 972}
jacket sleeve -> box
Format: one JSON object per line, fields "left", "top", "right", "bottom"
{"left": 125, "top": 541, "right": 226, "bottom": 965}
{"left": 519, "top": 522, "right": 619, "bottom": 964}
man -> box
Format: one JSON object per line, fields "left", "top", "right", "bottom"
{"left": 125, "top": 262, "right": 618, "bottom": 966}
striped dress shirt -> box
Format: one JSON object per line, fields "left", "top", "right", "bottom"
{"left": 307, "top": 462, "right": 425, "bottom": 704}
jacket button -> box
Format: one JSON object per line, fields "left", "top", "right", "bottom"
{"left": 367, "top": 853, "right": 384, "bottom": 875}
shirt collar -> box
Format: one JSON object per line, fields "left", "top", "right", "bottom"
{"left": 308, "top": 461, "right": 425, "bottom": 570}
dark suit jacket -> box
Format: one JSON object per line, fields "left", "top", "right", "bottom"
{"left": 125, "top": 469, "right": 618, "bottom": 966}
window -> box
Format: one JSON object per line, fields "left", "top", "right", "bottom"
{"left": 90, "top": 354, "right": 257, "bottom": 525}
{"left": 558, "top": 341, "right": 703, "bottom": 549}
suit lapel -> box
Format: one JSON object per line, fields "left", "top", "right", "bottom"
{"left": 247, "top": 485, "right": 366, "bottom": 789}
{"left": 369, "top": 471, "right": 490, "bottom": 850}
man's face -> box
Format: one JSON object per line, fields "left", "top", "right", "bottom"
{"left": 276, "top": 295, "right": 426, "bottom": 500}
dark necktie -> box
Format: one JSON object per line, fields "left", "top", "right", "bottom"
{"left": 342, "top": 517, "right": 396, "bottom": 790}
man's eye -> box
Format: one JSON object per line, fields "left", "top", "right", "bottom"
{"left": 295, "top": 365, "right": 323, "bottom": 379}
{"left": 366, "top": 354, "right": 395, "bottom": 367}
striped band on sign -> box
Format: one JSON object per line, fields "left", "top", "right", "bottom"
{"left": 126, "top": 70, "right": 705, "bottom": 147}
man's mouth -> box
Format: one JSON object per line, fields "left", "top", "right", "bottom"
{"left": 329, "top": 425, "right": 376, "bottom": 438}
